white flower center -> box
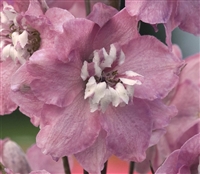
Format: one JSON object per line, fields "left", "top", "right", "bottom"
{"left": 81, "top": 44, "right": 143, "bottom": 113}
{"left": 0, "top": 1, "right": 41, "bottom": 64}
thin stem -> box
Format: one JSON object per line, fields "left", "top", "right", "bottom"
{"left": 62, "top": 156, "right": 71, "bottom": 174}
{"left": 83, "top": 169, "right": 89, "bottom": 174}
{"left": 149, "top": 160, "right": 155, "bottom": 174}
{"left": 129, "top": 161, "right": 135, "bottom": 174}
{"left": 101, "top": 161, "right": 108, "bottom": 174}
{"left": 84, "top": 0, "right": 91, "bottom": 15}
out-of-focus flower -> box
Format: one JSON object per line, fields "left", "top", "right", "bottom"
{"left": 0, "top": 138, "right": 65, "bottom": 174}
{"left": 0, "top": 138, "right": 31, "bottom": 174}
{"left": 125, "top": 0, "right": 200, "bottom": 46}
{"left": 11, "top": 4, "right": 183, "bottom": 173}
{"left": 0, "top": 0, "right": 74, "bottom": 115}
{"left": 155, "top": 133, "right": 200, "bottom": 174}
{"left": 135, "top": 48, "right": 200, "bottom": 173}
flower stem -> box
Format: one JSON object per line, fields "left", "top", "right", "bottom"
{"left": 83, "top": 169, "right": 89, "bottom": 174}
{"left": 62, "top": 156, "right": 71, "bottom": 174}
{"left": 129, "top": 161, "right": 135, "bottom": 174}
{"left": 101, "top": 161, "right": 108, "bottom": 174}
{"left": 149, "top": 160, "right": 155, "bottom": 174}
{"left": 84, "top": 0, "right": 91, "bottom": 15}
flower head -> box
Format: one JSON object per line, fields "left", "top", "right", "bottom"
{"left": 11, "top": 5, "right": 184, "bottom": 173}
{"left": 0, "top": 0, "right": 74, "bottom": 115}
{"left": 155, "top": 133, "right": 200, "bottom": 174}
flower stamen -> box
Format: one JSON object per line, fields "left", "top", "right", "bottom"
{"left": 81, "top": 44, "right": 143, "bottom": 112}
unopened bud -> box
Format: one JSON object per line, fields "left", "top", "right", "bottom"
{"left": 2, "top": 139, "right": 31, "bottom": 174}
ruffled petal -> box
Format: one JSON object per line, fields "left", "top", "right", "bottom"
{"left": 36, "top": 92, "right": 101, "bottom": 158}
{"left": 75, "top": 130, "right": 111, "bottom": 174}
{"left": 10, "top": 63, "right": 44, "bottom": 126}
{"left": 0, "top": 59, "right": 19, "bottom": 115}
{"left": 93, "top": 8, "right": 139, "bottom": 50}
{"left": 55, "top": 18, "right": 99, "bottom": 62}
{"left": 26, "top": 144, "right": 65, "bottom": 174}
{"left": 44, "top": 7, "right": 75, "bottom": 32}
{"left": 87, "top": 2, "right": 118, "bottom": 27}
{"left": 101, "top": 98, "right": 152, "bottom": 162}
{"left": 125, "top": 0, "right": 175, "bottom": 24}
{"left": 155, "top": 150, "right": 180, "bottom": 174}
{"left": 120, "top": 35, "right": 184, "bottom": 100}
{"left": 27, "top": 49, "right": 83, "bottom": 107}
{"left": 175, "top": 0, "right": 200, "bottom": 35}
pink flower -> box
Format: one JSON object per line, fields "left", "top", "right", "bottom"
{"left": 135, "top": 49, "right": 200, "bottom": 173}
{"left": 11, "top": 7, "right": 183, "bottom": 173}
{"left": 0, "top": 0, "right": 74, "bottom": 115}
{"left": 155, "top": 133, "right": 200, "bottom": 174}
{"left": 125, "top": 0, "right": 200, "bottom": 46}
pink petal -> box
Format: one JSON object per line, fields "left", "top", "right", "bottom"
{"left": 120, "top": 35, "right": 184, "bottom": 100}
{"left": 75, "top": 130, "right": 111, "bottom": 174}
{"left": 0, "top": 59, "right": 19, "bottom": 115}
{"left": 29, "top": 170, "right": 50, "bottom": 174}
{"left": 26, "top": 144, "right": 65, "bottom": 174}
{"left": 27, "top": 49, "right": 83, "bottom": 107}
{"left": 101, "top": 98, "right": 152, "bottom": 162}
{"left": 55, "top": 18, "right": 99, "bottom": 63}
{"left": 155, "top": 149, "right": 180, "bottom": 174}
{"left": 25, "top": 0, "right": 44, "bottom": 17}
{"left": 179, "top": 53, "right": 200, "bottom": 85}
{"left": 175, "top": 0, "right": 200, "bottom": 35}
{"left": 36, "top": 93, "right": 101, "bottom": 158}
{"left": 10, "top": 63, "right": 44, "bottom": 126}
{"left": 45, "top": 7, "right": 75, "bottom": 32}
{"left": 178, "top": 133, "right": 200, "bottom": 167}
{"left": 125, "top": 0, "right": 174, "bottom": 24}
{"left": 87, "top": 2, "right": 118, "bottom": 27}
{"left": 93, "top": 8, "right": 139, "bottom": 50}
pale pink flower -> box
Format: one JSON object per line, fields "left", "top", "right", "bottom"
{"left": 0, "top": 0, "right": 74, "bottom": 115}
{"left": 155, "top": 133, "right": 200, "bottom": 174}
{"left": 11, "top": 6, "right": 183, "bottom": 173}
{"left": 135, "top": 49, "right": 200, "bottom": 173}
{"left": 125, "top": 0, "right": 200, "bottom": 46}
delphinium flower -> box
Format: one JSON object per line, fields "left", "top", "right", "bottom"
{"left": 0, "top": 0, "right": 74, "bottom": 115}
{"left": 135, "top": 47, "right": 200, "bottom": 173}
{"left": 10, "top": 3, "right": 184, "bottom": 173}
{"left": 125, "top": 0, "right": 200, "bottom": 46}
{"left": 155, "top": 133, "right": 200, "bottom": 174}
{"left": 0, "top": 138, "right": 66, "bottom": 174}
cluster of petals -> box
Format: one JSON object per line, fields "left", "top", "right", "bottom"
{"left": 125, "top": 0, "right": 200, "bottom": 46}
{"left": 9, "top": 2, "right": 185, "bottom": 173}
{"left": 0, "top": 138, "right": 66, "bottom": 174}
{"left": 155, "top": 133, "right": 200, "bottom": 174}
{"left": 135, "top": 47, "right": 200, "bottom": 173}
{"left": 0, "top": 0, "right": 75, "bottom": 115}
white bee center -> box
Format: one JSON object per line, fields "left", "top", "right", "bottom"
{"left": 81, "top": 44, "right": 143, "bottom": 113}
{"left": 0, "top": 1, "right": 41, "bottom": 64}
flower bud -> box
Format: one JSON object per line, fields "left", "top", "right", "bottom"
{"left": 2, "top": 139, "right": 31, "bottom": 174}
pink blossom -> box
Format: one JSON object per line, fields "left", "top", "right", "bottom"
{"left": 11, "top": 7, "right": 183, "bottom": 173}
{"left": 125, "top": 0, "right": 200, "bottom": 46}
{"left": 155, "top": 133, "right": 200, "bottom": 174}
{"left": 135, "top": 50, "right": 200, "bottom": 173}
{"left": 0, "top": 0, "right": 74, "bottom": 115}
